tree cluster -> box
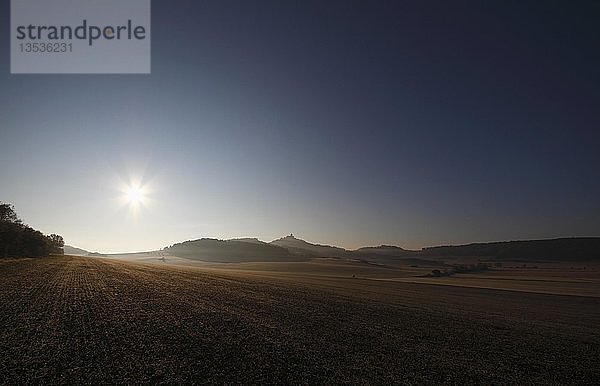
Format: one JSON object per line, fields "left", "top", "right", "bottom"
{"left": 0, "top": 202, "right": 64, "bottom": 258}
{"left": 426, "top": 263, "right": 491, "bottom": 278}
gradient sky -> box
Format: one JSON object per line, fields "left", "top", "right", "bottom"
{"left": 1, "top": 1, "right": 599, "bottom": 253}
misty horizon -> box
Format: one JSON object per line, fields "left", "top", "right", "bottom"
{"left": 64, "top": 233, "right": 600, "bottom": 256}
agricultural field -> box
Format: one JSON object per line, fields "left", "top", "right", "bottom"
{"left": 392, "top": 265, "right": 600, "bottom": 298}
{"left": 1, "top": 255, "right": 599, "bottom": 384}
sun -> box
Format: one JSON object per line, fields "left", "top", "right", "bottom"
{"left": 122, "top": 182, "right": 148, "bottom": 209}
{"left": 117, "top": 177, "right": 152, "bottom": 216}
{"left": 126, "top": 186, "right": 144, "bottom": 204}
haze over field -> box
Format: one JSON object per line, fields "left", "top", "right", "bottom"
{"left": 64, "top": 234, "right": 600, "bottom": 264}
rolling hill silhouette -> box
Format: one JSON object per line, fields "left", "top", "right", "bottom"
{"left": 164, "top": 238, "right": 303, "bottom": 262}
{"left": 270, "top": 234, "right": 347, "bottom": 257}
{"left": 72, "top": 236, "right": 600, "bottom": 263}
{"left": 353, "top": 245, "right": 415, "bottom": 257}
{"left": 420, "top": 237, "right": 600, "bottom": 261}
{"left": 63, "top": 245, "right": 90, "bottom": 256}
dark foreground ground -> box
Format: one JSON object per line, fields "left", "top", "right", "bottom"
{"left": 1, "top": 256, "right": 599, "bottom": 384}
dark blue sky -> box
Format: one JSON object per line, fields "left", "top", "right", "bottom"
{"left": 1, "top": 1, "right": 599, "bottom": 252}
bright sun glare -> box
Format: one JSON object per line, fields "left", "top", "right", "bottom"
{"left": 126, "top": 186, "right": 143, "bottom": 204}
{"left": 121, "top": 182, "right": 149, "bottom": 212}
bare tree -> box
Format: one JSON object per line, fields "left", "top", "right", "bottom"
{"left": 0, "top": 202, "right": 21, "bottom": 224}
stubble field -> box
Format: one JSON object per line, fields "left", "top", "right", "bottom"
{"left": 1, "top": 256, "right": 599, "bottom": 384}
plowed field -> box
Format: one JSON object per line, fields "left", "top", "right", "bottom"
{"left": 1, "top": 256, "right": 599, "bottom": 384}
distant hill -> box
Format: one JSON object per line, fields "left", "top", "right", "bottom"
{"left": 270, "top": 234, "right": 347, "bottom": 257}
{"left": 353, "top": 245, "right": 415, "bottom": 257}
{"left": 159, "top": 235, "right": 600, "bottom": 263}
{"left": 87, "top": 252, "right": 107, "bottom": 257}
{"left": 229, "top": 237, "right": 264, "bottom": 245}
{"left": 351, "top": 245, "right": 444, "bottom": 266}
{"left": 164, "top": 238, "right": 301, "bottom": 262}
{"left": 63, "top": 245, "right": 90, "bottom": 256}
{"left": 420, "top": 237, "right": 600, "bottom": 261}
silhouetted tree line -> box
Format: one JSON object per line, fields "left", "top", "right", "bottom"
{"left": 421, "top": 238, "right": 600, "bottom": 261}
{"left": 0, "top": 202, "right": 64, "bottom": 258}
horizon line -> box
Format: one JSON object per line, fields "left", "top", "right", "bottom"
{"left": 66, "top": 234, "right": 600, "bottom": 255}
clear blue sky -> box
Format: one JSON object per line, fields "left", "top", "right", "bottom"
{"left": 1, "top": 1, "right": 599, "bottom": 253}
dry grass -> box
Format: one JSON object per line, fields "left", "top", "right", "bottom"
{"left": 1, "top": 256, "right": 599, "bottom": 384}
